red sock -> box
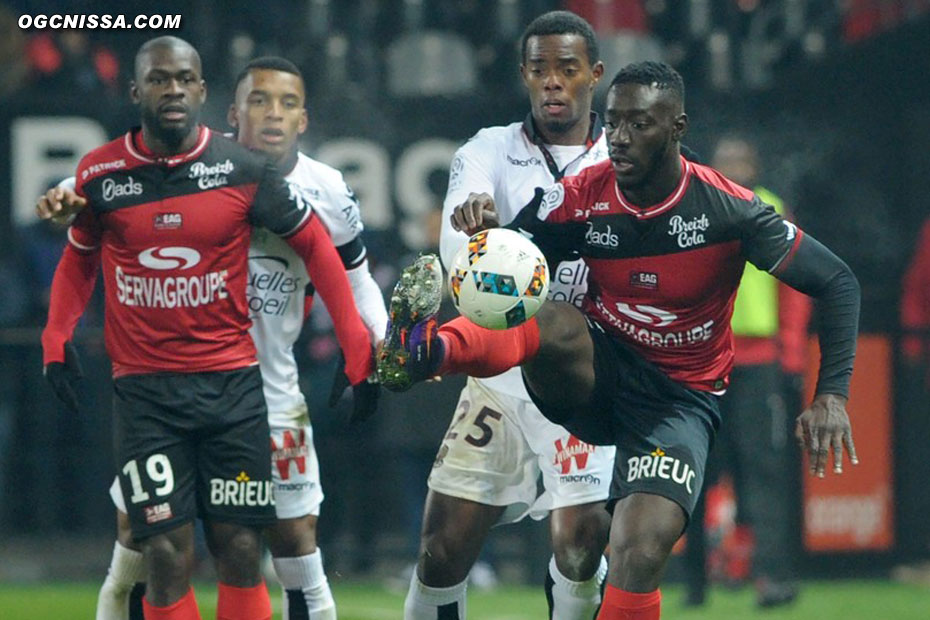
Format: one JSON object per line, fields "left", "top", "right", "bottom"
{"left": 597, "top": 585, "right": 661, "bottom": 620}
{"left": 142, "top": 587, "right": 201, "bottom": 620}
{"left": 438, "top": 316, "right": 540, "bottom": 377}
{"left": 216, "top": 581, "right": 271, "bottom": 620}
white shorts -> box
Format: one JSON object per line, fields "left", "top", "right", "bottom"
{"left": 110, "top": 403, "right": 323, "bottom": 521}
{"left": 429, "top": 377, "right": 615, "bottom": 524}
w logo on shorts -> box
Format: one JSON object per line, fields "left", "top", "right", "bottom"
{"left": 553, "top": 435, "right": 596, "bottom": 474}
{"left": 271, "top": 430, "right": 308, "bottom": 480}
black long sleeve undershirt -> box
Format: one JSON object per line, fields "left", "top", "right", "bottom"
{"left": 773, "top": 234, "right": 860, "bottom": 397}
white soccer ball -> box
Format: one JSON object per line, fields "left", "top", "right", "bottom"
{"left": 448, "top": 228, "right": 550, "bottom": 330}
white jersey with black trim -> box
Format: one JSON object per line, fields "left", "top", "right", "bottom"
{"left": 249, "top": 152, "right": 373, "bottom": 418}
{"left": 440, "top": 120, "right": 609, "bottom": 399}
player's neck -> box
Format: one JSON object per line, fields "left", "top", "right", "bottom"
{"left": 539, "top": 115, "right": 591, "bottom": 147}
{"left": 620, "top": 153, "right": 683, "bottom": 207}
{"left": 141, "top": 125, "right": 201, "bottom": 156}
{"left": 276, "top": 148, "right": 299, "bottom": 176}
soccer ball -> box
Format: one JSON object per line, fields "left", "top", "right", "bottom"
{"left": 448, "top": 228, "right": 550, "bottom": 330}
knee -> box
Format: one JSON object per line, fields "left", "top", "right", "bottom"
{"left": 612, "top": 528, "right": 677, "bottom": 579}
{"left": 551, "top": 508, "right": 610, "bottom": 581}
{"left": 536, "top": 303, "right": 587, "bottom": 356}
{"left": 212, "top": 525, "right": 263, "bottom": 584}
{"left": 143, "top": 533, "right": 190, "bottom": 573}
{"left": 418, "top": 530, "right": 470, "bottom": 585}
{"left": 221, "top": 527, "right": 263, "bottom": 564}
{"left": 265, "top": 516, "right": 318, "bottom": 558}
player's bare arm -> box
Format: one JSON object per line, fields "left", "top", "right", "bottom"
{"left": 795, "top": 393, "right": 858, "bottom": 477}
{"left": 36, "top": 185, "right": 86, "bottom": 222}
{"left": 450, "top": 192, "right": 500, "bottom": 236}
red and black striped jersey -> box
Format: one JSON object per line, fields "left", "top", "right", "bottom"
{"left": 514, "top": 156, "right": 802, "bottom": 393}
{"left": 69, "top": 126, "right": 313, "bottom": 377}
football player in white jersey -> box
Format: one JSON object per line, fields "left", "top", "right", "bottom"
{"left": 403, "top": 12, "right": 616, "bottom": 620}
{"left": 37, "top": 57, "right": 387, "bottom": 620}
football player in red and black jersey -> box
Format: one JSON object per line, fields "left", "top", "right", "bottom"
{"left": 41, "top": 37, "right": 375, "bottom": 620}
{"left": 378, "top": 61, "right": 860, "bottom": 620}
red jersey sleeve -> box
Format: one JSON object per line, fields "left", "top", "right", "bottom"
{"left": 41, "top": 244, "right": 100, "bottom": 365}
{"left": 901, "top": 220, "right": 930, "bottom": 360}
{"left": 285, "top": 216, "right": 373, "bottom": 385}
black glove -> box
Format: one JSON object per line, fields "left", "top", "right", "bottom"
{"left": 45, "top": 341, "right": 84, "bottom": 412}
{"left": 328, "top": 353, "right": 381, "bottom": 425}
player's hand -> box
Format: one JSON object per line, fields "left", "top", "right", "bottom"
{"left": 349, "top": 375, "right": 381, "bottom": 424}
{"left": 795, "top": 393, "right": 858, "bottom": 477}
{"left": 451, "top": 192, "right": 500, "bottom": 236}
{"left": 44, "top": 341, "right": 84, "bottom": 413}
{"left": 36, "top": 186, "right": 87, "bottom": 222}
{"left": 328, "top": 351, "right": 381, "bottom": 424}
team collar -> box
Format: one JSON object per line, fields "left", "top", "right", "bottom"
{"left": 126, "top": 125, "right": 211, "bottom": 166}
{"left": 614, "top": 155, "right": 692, "bottom": 219}
{"left": 522, "top": 112, "right": 604, "bottom": 181}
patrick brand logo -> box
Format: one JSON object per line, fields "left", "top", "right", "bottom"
{"left": 138, "top": 246, "right": 201, "bottom": 270}
{"left": 626, "top": 447, "right": 696, "bottom": 494}
{"left": 101, "top": 176, "right": 142, "bottom": 201}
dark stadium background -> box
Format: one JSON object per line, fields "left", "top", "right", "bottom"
{"left": 1, "top": 1, "right": 929, "bottom": 616}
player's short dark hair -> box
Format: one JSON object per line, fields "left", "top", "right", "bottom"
{"left": 609, "top": 61, "right": 684, "bottom": 106}
{"left": 135, "top": 36, "right": 201, "bottom": 81}
{"left": 520, "top": 10, "right": 599, "bottom": 65}
{"left": 234, "top": 56, "right": 304, "bottom": 90}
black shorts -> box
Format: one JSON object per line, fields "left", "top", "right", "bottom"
{"left": 113, "top": 366, "right": 275, "bottom": 540}
{"left": 525, "top": 319, "right": 721, "bottom": 521}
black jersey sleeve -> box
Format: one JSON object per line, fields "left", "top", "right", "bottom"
{"left": 249, "top": 158, "right": 314, "bottom": 238}
{"left": 738, "top": 196, "right": 799, "bottom": 273}
{"left": 739, "top": 196, "right": 859, "bottom": 397}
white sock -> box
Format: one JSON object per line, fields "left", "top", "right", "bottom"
{"left": 273, "top": 550, "right": 336, "bottom": 620}
{"left": 96, "top": 541, "right": 145, "bottom": 620}
{"left": 546, "top": 555, "right": 608, "bottom": 620}
{"left": 404, "top": 572, "right": 467, "bottom": 620}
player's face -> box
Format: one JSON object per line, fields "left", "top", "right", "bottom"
{"left": 605, "top": 83, "right": 687, "bottom": 190}
{"left": 229, "top": 69, "right": 307, "bottom": 163}
{"left": 521, "top": 34, "right": 603, "bottom": 143}
{"left": 131, "top": 46, "right": 205, "bottom": 148}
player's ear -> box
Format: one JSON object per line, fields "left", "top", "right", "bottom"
{"left": 673, "top": 113, "right": 689, "bottom": 141}
{"left": 129, "top": 81, "right": 140, "bottom": 104}
{"left": 298, "top": 108, "right": 308, "bottom": 135}
{"left": 591, "top": 61, "right": 604, "bottom": 89}
{"left": 227, "top": 103, "right": 238, "bottom": 128}
{"left": 199, "top": 79, "right": 207, "bottom": 104}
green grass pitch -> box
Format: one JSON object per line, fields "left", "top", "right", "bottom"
{"left": 0, "top": 580, "right": 927, "bottom": 619}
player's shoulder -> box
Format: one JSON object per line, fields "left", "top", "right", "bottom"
{"left": 688, "top": 159, "right": 756, "bottom": 204}
{"left": 203, "top": 130, "right": 270, "bottom": 175}
{"left": 562, "top": 159, "right": 614, "bottom": 191}
{"left": 461, "top": 122, "right": 523, "bottom": 153}
{"left": 289, "top": 151, "right": 347, "bottom": 191}
{"left": 76, "top": 132, "right": 133, "bottom": 187}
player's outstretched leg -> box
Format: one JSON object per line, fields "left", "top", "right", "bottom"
{"left": 378, "top": 254, "right": 444, "bottom": 391}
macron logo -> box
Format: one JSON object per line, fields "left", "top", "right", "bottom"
{"left": 138, "top": 247, "right": 201, "bottom": 270}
